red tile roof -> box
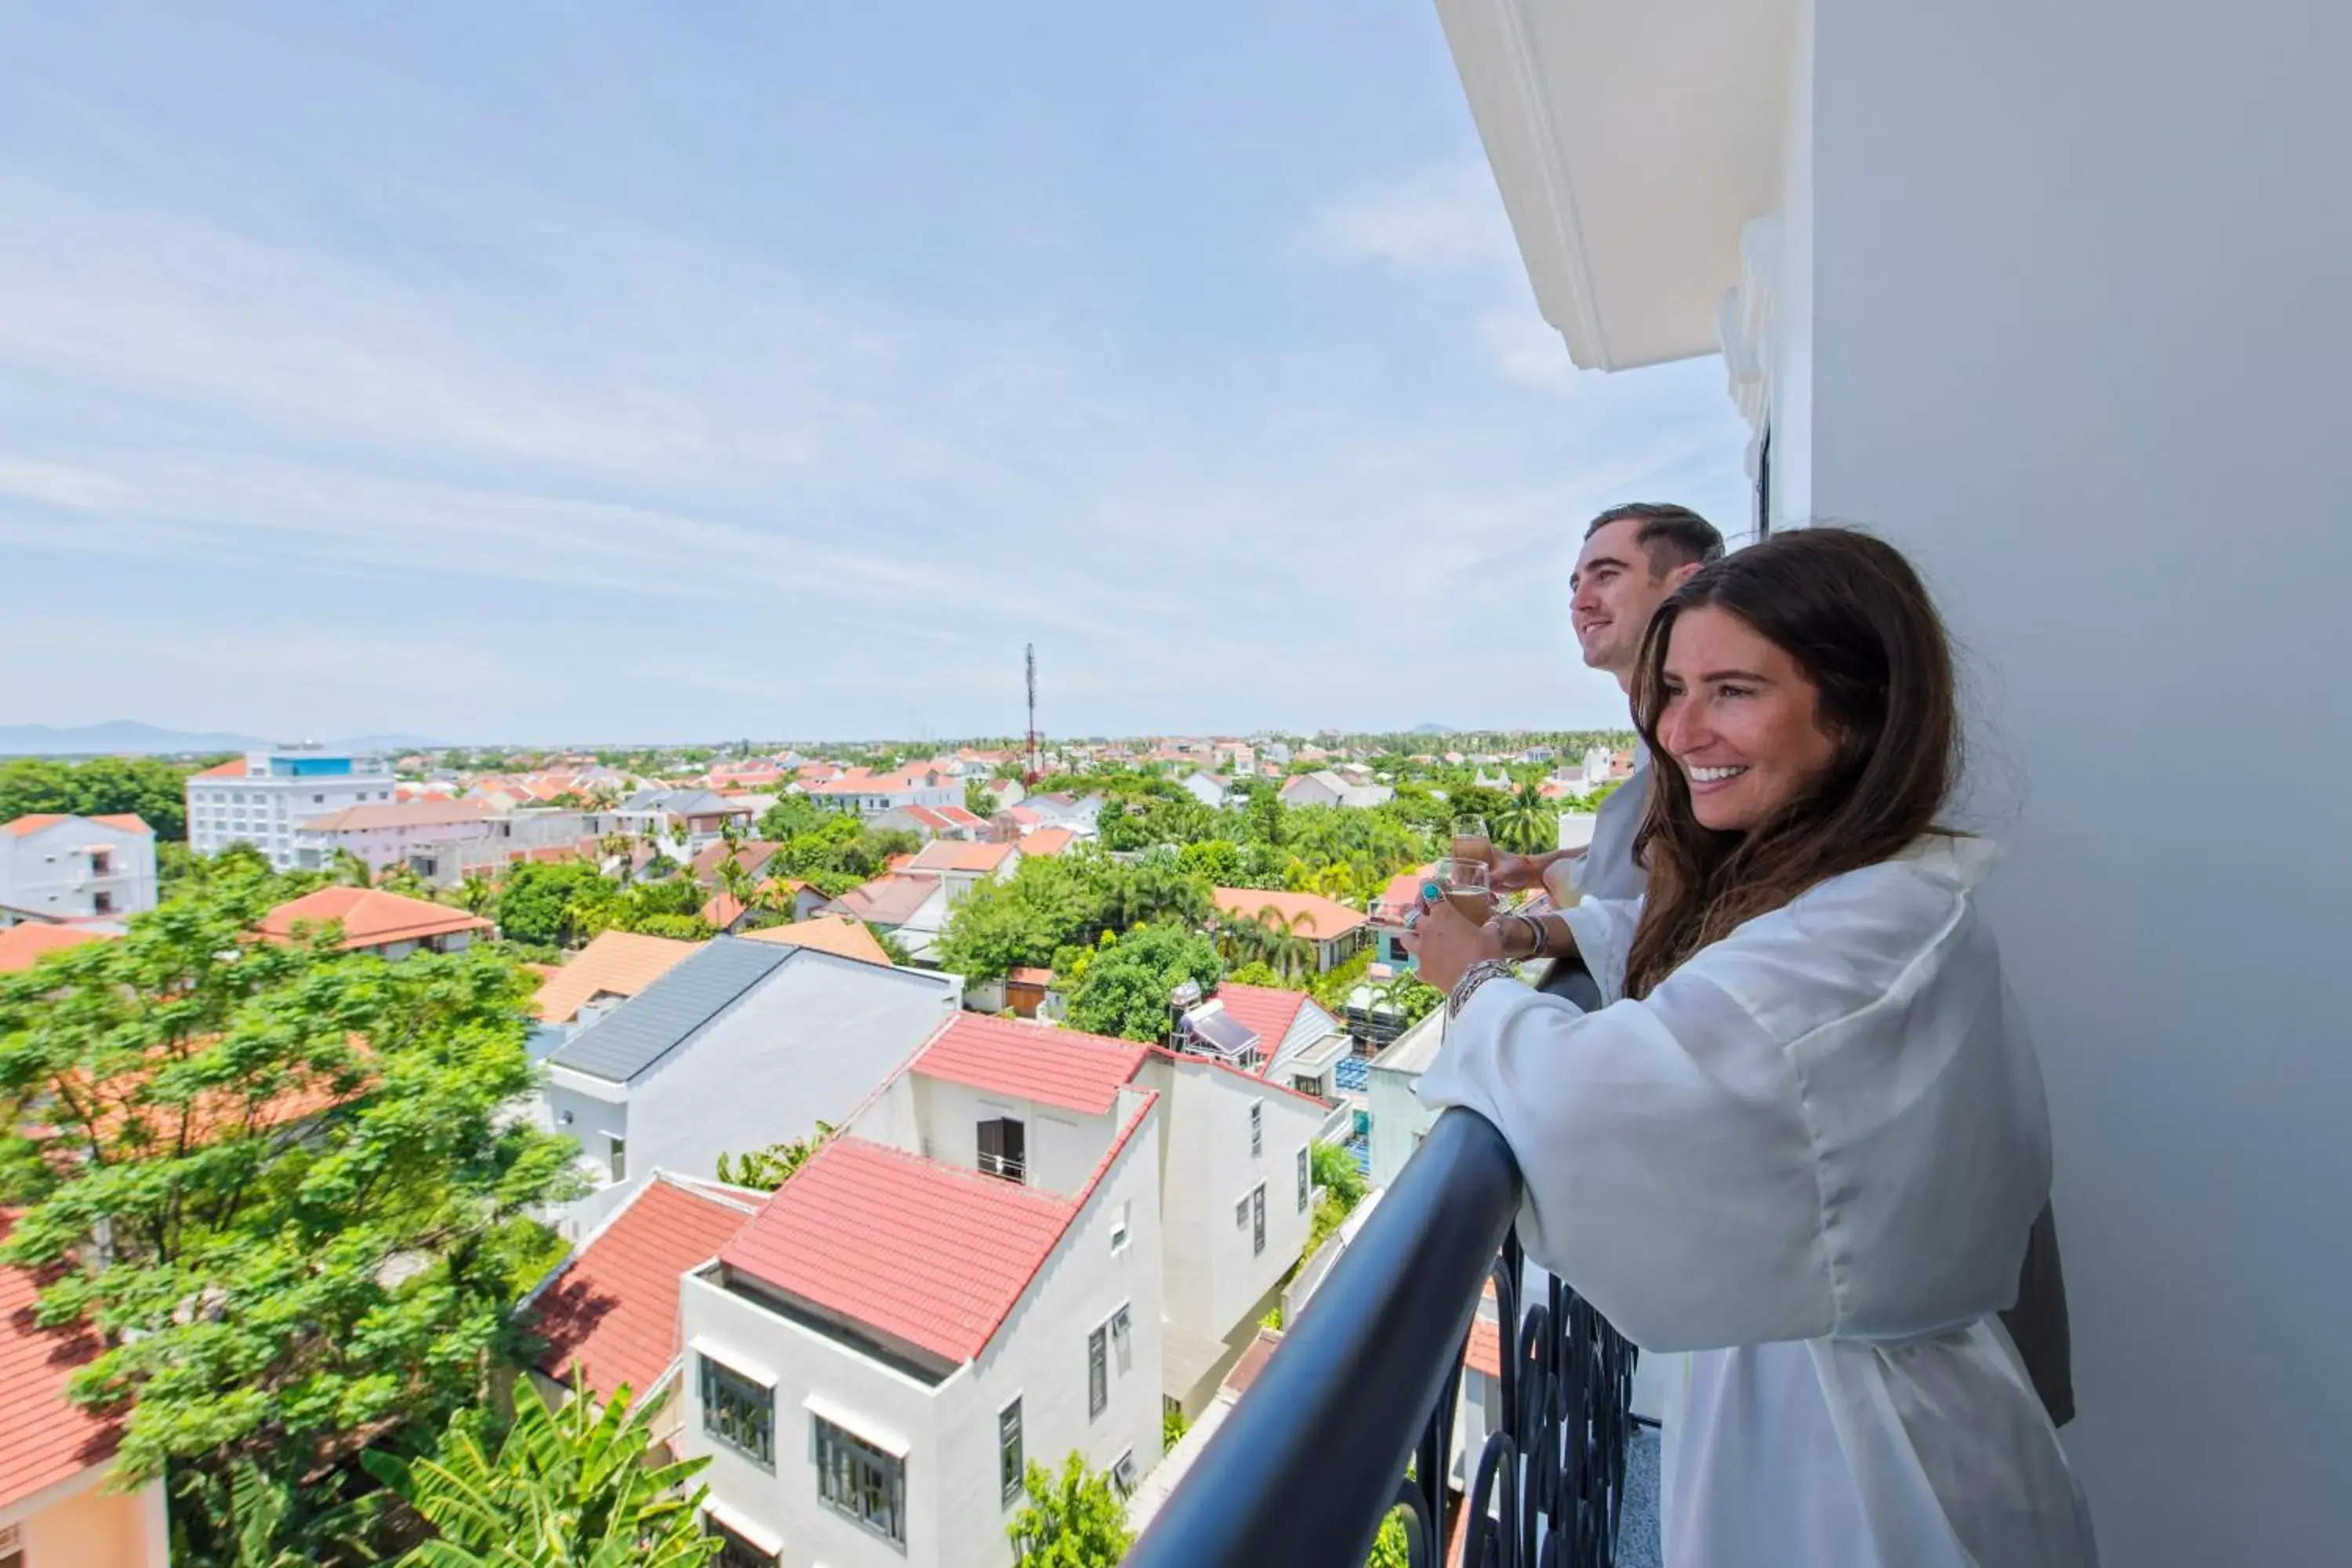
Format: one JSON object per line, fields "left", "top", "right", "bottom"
{"left": 1210, "top": 887, "right": 1368, "bottom": 942}
{"left": 531, "top": 1178, "right": 757, "bottom": 1405}
{"left": 534, "top": 931, "right": 703, "bottom": 1022}
{"left": 1465, "top": 1313, "right": 1502, "bottom": 1380}
{"left": 720, "top": 1137, "right": 1080, "bottom": 1364}
{"left": 698, "top": 891, "right": 748, "bottom": 930}
{"left": 259, "top": 887, "right": 492, "bottom": 950}
{"left": 1222, "top": 1327, "right": 1282, "bottom": 1397}
{"left": 3, "top": 813, "right": 152, "bottom": 837}
{"left": 1210, "top": 982, "right": 1312, "bottom": 1057}
{"left": 296, "top": 800, "right": 495, "bottom": 833}
{"left": 689, "top": 841, "right": 782, "bottom": 884}
{"left": 836, "top": 873, "right": 939, "bottom": 927}
{"left": 0, "top": 924, "right": 113, "bottom": 974}
{"left": 193, "top": 758, "right": 247, "bottom": 778}
{"left": 1018, "top": 826, "right": 1076, "bottom": 859}
{"left": 908, "top": 839, "right": 1015, "bottom": 876}
{"left": 1, "top": 1212, "right": 122, "bottom": 1508}
{"left": 739, "top": 914, "right": 891, "bottom": 967}
{"left": 911, "top": 1014, "right": 1148, "bottom": 1116}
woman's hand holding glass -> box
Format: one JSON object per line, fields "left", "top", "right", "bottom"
{"left": 1401, "top": 858, "right": 1507, "bottom": 992}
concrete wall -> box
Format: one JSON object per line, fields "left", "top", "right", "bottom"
{"left": 0, "top": 818, "right": 158, "bottom": 919}
{"left": 1774, "top": 3, "right": 2352, "bottom": 1556}
{"left": 5, "top": 1471, "right": 168, "bottom": 1568}
{"left": 909, "top": 1075, "right": 1115, "bottom": 1199}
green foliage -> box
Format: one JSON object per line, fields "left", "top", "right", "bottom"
{"left": 0, "top": 865, "right": 582, "bottom": 1561}
{"left": 365, "top": 1374, "right": 719, "bottom": 1567}
{"left": 1365, "top": 1508, "right": 1414, "bottom": 1568}
{"left": 627, "top": 913, "right": 715, "bottom": 941}
{"left": 1224, "top": 959, "right": 1287, "bottom": 989}
{"left": 714, "top": 1121, "right": 834, "bottom": 1190}
{"left": 1311, "top": 1140, "right": 1367, "bottom": 1211}
{"left": 965, "top": 778, "right": 995, "bottom": 817}
{"left": 495, "top": 862, "right": 615, "bottom": 948}
{"left": 868, "top": 924, "right": 915, "bottom": 967}
{"left": 1065, "top": 923, "right": 1221, "bottom": 1043}
{"left": 1490, "top": 781, "right": 1557, "bottom": 855}
{"left": 0, "top": 753, "right": 195, "bottom": 840}
{"left": 1163, "top": 1403, "right": 1189, "bottom": 1453}
{"left": 1007, "top": 1453, "right": 1133, "bottom": 1567}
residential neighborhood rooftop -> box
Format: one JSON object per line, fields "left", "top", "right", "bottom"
{"left": 528, "top": 1174, "right": 761, "bottom": 1406}
{"left": 0, "top": 923, "right": 113, "bottom": 974}
{"left": 0, "top": 1210, "right": 122, "bottom": 1512}
{"left": 1210, "top": 887, "right": 1368, "bottom": 942}
{"left": 911, "top": 1014, "right": 1149, "bottom": 1116}
{"left": 258, "top": 887, "right": 493, "bottom": 950}
{"left": 3, "top": 812, "right": 153, "bottom": 837}
{"left": 835, "top": 872, "right": 940, "bottom": 927}
{"left": 532, "top": 929, "right": 703, "bottom": 1023}
{"left": 907, "top": 839, "right": 1016, "bottom": 876}
{"left": 717, "top": 1135, "right": 1082, "bottom": 1367}
{"left": 738, "top": 913, "right": 891, "bottom": 967}
{"left": 294, "top": 800, "right": 497, "bottom": 833}
{"left": 549, "top": 936, "right": 801, "bottom": 1084}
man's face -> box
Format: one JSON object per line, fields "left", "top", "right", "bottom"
{"left": 1570, "top": 517, "right": 1682, "bottom": 679}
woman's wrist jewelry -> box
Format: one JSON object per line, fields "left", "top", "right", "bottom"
{"left": 1515, "top": 912, "right": 1547, "bottom": 958}
{"left": 1448, "top": 959, "right": 1516, "bottom": 1021}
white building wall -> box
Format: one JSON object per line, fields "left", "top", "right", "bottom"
{"left": 908, "top": 1075, "right": 1114, "bottom": 1199}
{"left": 185, "top": 751, "right": 395, "bottom": 870}
{"left": 1762, "top": 3, "right": 2352, "bottom": 1556}
{"left": 678, "top": 1109, "right": 1165, "bottom": 1568}
{"left": 293, "top": 818, "right": 498, "bottom": 872}
{"left": 0, "top": 816, "right": 158, "bottom": 920}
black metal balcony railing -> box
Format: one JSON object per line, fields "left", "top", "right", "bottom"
{"left": 1125, "top": 1108, "right": 1638, "bottom": 1568}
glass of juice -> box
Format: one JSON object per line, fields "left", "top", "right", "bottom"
{"left": 1431, "top": 857, "right": 1494, "bottom": 925}
{"left": 1451, "top": 815, "right": 1492, "bottom": 866}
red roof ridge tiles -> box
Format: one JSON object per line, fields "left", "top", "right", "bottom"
{"left": 259, "top": 887, "right": 493, "bottom": 950}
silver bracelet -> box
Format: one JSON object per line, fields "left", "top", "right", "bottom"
{"left": 1448, "top": 959, "right": 1518, "bottom": 1021}
{"left": 1513, "top": 911, "right": 1547, "bottom": 959}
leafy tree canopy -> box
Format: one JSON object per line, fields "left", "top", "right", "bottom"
{"left": 1007, "top": 1453, "right": 1133, "bottom": 1568}
{"left": 0, "top": 753, "right": 197, "bottom": 840}
{"left": 1065, "top": 923, "right": 1221, "bottom": 1044}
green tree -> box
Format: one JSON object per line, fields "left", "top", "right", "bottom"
{"left": 1311, "top": 1139, "right": 1368, "bottom": 1211}
{"left": 1065, "top": 924, "right": 1222, "bottom": 1043}
{"left": 1491, "top": 781, "right": 1555, "bottom": 856}
{"left": 869, "top": 924, "right": 915, "bottom": 967}
{"left": 1007, "top": 1453, "right": 1133, "bottom": 1567}
{"left": 755, "top": 793, "right": 826, "bottom": 843}
{"left": 365, "top": 1374, "right": 718, "bottom": 1568}
{"left": 714, "top": 1121, "right": 835, "bottom": 1190}
{"left": 1364, "top": 1508, "right": 1414, "bottom": 1568}
{"left": 0, "top": 754, "right": 195, "bottom": 840}
{"left": 452, "top": 873, "right": 499, "bottom": 916}
{"left": 0, "top": 867, "right": 581, "bottom": 1563}
{"left": 496, "top": 861, "right": 615, "bottom": 948}
{"left": 965, "top": 777, "right": 995, "bottom": 817}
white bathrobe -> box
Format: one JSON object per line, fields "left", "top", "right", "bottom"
{"left": 1417, "top": 837, "right": 2097, "bottom": 1567}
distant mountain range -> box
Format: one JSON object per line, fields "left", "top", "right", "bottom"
{"left": 0, "top": 721, "right": 445, "bottom": 758}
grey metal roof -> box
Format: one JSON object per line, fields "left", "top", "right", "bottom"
{"left": 549, "top": 935, "right": 798, "bottom": 1083}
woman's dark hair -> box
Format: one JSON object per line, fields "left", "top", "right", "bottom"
{"left": 1623, "top": 528, "right": 1959, "bottom": 998}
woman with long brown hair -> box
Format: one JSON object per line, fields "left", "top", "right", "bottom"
{"left": 1404, "top": 529, "right": 2096, "bottom": 1566}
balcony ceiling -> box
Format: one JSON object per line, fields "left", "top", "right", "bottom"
{"left": 1436, "top": 0, "right": 1796, "bottom": 370}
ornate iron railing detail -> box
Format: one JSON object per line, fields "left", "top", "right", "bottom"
{"left": 1123, "top": 1108, "right": 1639, "bottom": 1568}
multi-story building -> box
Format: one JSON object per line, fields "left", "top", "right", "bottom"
{"left": 184, "top": 747, "right": 397, "bottom": 870}
{"left": 670, "top": 1014, "right": 1330, "bottom": 1566}
{"left": 800, "top": 768, "right": 961, "bottom": 821}
{"left": 289, "top": 799, "right": 500, "bottom": 874}
{"left": 0, "top": 814, "right": 157, "bottom": 924}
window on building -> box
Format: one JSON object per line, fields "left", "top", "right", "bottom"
{"left": 703, "top": 1516, "right": 775, "bottom": 1568}
{"left": 978, "top": 1116, "right": 1027, "bottom": 1183}
{"left": 1234, "top": 1195, "right": 1250, "bottom": 1230}
{"left": 1087, "top": 1324, "right": 1109, "bottom": 1418}
{"left": 1298, "top": 1145, "right": 1312, "bottom": 1212}
{"left": 1109, "top": 1200, "right": 1131, "bottom": 1254}
{"left": 699, "top": 1357, "right": 773, "bottom": 1467}
{"left": 1112, "top": 1450, "right": 1138, "bottom": 1496}
{"left": 89, "top": 851, "right": 111, "bottom": 876}
{"left": 1, "top": 1522, "right": 20, "bottom": 1568}
{"left": 1109, "top": 1304, "right": 1132, "bottom": 1372}
{"left": 608, "top": 1136, "right": 626, "bottom": 1184}
{"left": 1252, "top": 1183, "right": 1267, "bottom": 1256}
{"left": 814, "top": 1415, "right": 906, "bottom": 1545}
{"left": 1292, "top": 1073, "right": 1323, "bottom": 1097}
{"left": 1249, "top": 1101, "right": 1263, "bottom": 1157}
{"left": 92, "top": 891, "right": 114, "bottom": 915}
{"left": 998, "top": 1399, "right": 1024, "bottom": 1506}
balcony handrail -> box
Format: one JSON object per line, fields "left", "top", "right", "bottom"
{"left": 1124, "top": 1106, "right": 1523, "bottom": 1567}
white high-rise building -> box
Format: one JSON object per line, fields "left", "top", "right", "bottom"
{"left": 184, "top": 746, "right": 397, "bottom": 871}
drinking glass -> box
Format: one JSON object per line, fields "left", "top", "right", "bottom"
{"left": 1430, "top": 857, "right": 1494, "bottom": 926}
{"left": 1451, "top": 815, "right": 1493, "bottom": 866}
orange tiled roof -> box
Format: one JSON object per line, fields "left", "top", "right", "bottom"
{"left": 1210, "top": 887, "right": 1368, "bottom": 942}
{"left": 259, "top": 887, "right": 492, "bottom": 951}
{"left": 0, "top": 1212, "right": 121, "bottom": 1509}
{"left": 4, "top": 812, "right": 152, "bottom": 837}
{"left": 532, "top": 931, "right": 704, "bottom": 1023}
{"left": 1018, "top": 826, "right": 1076, "bottom": 859}
{"left": 909, "top": 840, "right": 1015, "bottom": 876}
{"left": 193, "top": 758, "right": 247, "bottom": 778}
{"left": 531, "top": 1177, "right": 757, "bottom": 1405}
{"left": 0, "top": 925, "right": 113, "bottom": 974}
{"left": 739, "top": 914, "right": 890, "bottom": 967}
{"left": 912, "top": 1014, "right": 1147, "bottom": 1116}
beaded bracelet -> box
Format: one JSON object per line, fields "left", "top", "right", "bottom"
{"left": 1448, "top": 958, "right": 1518, "bottom": 1021}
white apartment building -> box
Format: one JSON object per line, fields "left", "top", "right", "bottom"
{"left": 671, "top": 1014, "right": 1329, "bottom": 1567}
{"left": 801, "top": 768, "right": 960, "bottom": 820}
{"left": 289, "top": 799, "right": 500, "bottom": 874}
{"left": 0, "top": 813, "right": 158, "bottom": 924}
{"left": 184, "top": 747, "right": 397, "bottom": 870}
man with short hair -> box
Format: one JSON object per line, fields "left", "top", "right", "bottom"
{"left": 1491, "top": 502, "right": 1724, "bottom": 906}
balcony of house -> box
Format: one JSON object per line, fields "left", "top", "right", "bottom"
{"left": 1123, "top": 1106, "right": 1641, "bottom": 1568}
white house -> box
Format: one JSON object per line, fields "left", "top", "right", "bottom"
{"left": 0, "top": 814, "right": 156, "bottom": 924}
{"left": 1276, "top": 771, "right": 1393, "bottom": 811}
{"left": 1432, "top": 0, "right": 2352, "bottom": 1555}
{"left": 289, "top": 798, "right": 499, "bottom": 874}
{"left": 833, "top": 873, "right": 953, "bottom": 965}
{"left": 1177, "top": 772, "right": 1229, "bottom": 811}
{"left": 540, "top": 937, "right": 961, "bottom": 1238}
{"left": 671, "top": 1012, "right": 1329, "bottom": 1566}
{"left": 185, "top": 746, "right": 397, "bottom": 871}
{"left": 802, "top": 768, "right": 960, "bottom": 821}
{"left": 904, "top": 840, "right": 1020, "bottom": 908}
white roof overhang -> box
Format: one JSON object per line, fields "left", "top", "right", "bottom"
{"left": 1434, "top": 0, "right": 1798, "bottom": 370}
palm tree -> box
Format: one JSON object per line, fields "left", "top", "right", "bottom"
{"left": 452, "top": 873, "right": 498, "bottom": 916}
{"left": 364, "top": 1374, "right": 718, "bottom": 1568}
{"left": 1492, "top": 781, "right": 1555, "bottom": 856}
{"left": 327, "top": 849, "right": 372, "bottom": 888}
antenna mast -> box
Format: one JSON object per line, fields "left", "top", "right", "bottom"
{"left": 1024, "top": 644, "right": 1041, "bottom": 783}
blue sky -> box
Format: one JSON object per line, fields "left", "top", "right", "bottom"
{"left": 0, "top": 2, "right": 1751, "bottom": 745}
